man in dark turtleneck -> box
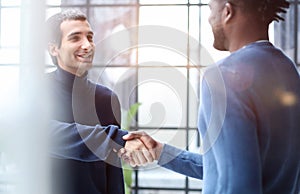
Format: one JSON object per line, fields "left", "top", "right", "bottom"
{"left": 45, "top": 9, "right": 152, "bottom": 194}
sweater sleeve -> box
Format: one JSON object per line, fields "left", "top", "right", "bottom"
{"left": 157, "top": 144, "right": 204, "bottom": 179}
{"left": 48, "top": 120, "right": 128, "bottom": 162}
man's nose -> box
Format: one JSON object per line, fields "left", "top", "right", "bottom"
{"left": 81, "top": 38, "right": 93, "bottom": 49}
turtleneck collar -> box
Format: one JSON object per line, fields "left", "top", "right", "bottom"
{"left": 54, "top": 66, "right": 89, "bottom": 89}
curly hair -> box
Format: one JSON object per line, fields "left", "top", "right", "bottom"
{"left": 228, "top": 0, "right": 290, "bottom": 23}
{"left": 258, "top": 0, "right": 290, "bottom": 22}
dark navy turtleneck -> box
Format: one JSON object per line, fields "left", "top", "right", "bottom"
{"left": 47, "top": 66, "right": 127, "bottom": 194}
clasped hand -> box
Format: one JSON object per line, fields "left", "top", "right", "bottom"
{"left": 118, "top": 131, "right": 163, "bottom": 167}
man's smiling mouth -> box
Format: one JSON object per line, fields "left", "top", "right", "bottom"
{"left": 76, "top": 52, "right": 93, "bottom": 62}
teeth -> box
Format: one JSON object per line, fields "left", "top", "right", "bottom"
{"left": 77, "top": 54, "right": 92, "bottom": 60}
{"left": 76, "top": 51, "right": 93, "bottom": 62}
{"left": 79, "top": 54, "right": 90, "bottom": 58}
{"left": 77, "top": 51, "right": 92, "bottom": 57}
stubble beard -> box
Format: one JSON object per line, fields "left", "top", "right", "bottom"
{"left": 213, "top": 25, "right": 227, "bottom": 51}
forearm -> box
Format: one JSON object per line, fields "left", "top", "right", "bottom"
{"left": 158, "top": 144, "right": 203, "bottom": 179}
{"left": 49, "top": 120, "right": 128, "bottom": 162}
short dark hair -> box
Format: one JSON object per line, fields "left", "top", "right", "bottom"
{"left": 229, "top": 0, "right": 290, "bottom": 23}
{"left": 46, "top": 9, "right": 87, "bottom": 65}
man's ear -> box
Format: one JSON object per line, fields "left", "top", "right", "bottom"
{"left": 223, "top": 2, "right": 235, "bottom": 24}
{"left": 48, "top": 43, "right": 58, "bottom": 57}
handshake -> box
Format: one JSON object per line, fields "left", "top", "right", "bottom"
{"left": 118, "top": 131, "right": 164, "bottom": 167}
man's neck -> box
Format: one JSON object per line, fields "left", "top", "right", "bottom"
{"left": 226, "top": 18, "right": 269, "bottom": 52}
{"left": 58, "top": 65, "right": 87, "bottom": 77}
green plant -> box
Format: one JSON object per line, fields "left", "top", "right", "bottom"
{"left": 123, "top": 163, "right": 133, "bottom": 194}
{"left": 121, "top": 102, "right": 141, "bottom": 194}
{"left": 122, "top": 102, "right": 141, "bottom": 131}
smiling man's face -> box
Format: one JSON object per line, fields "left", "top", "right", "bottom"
{"left": 52, "top": 19, "right": 95, "bottom": 76}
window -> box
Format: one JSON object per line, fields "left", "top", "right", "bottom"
{"left": 274, "top": 0, "right": 300, "bottom": 66}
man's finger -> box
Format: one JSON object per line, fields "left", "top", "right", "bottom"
{"left": 117, "top": 148, "right": 126, "bottom": 158}
{"left": 135, "top": 150, "right": 147, "bottom": 166}
{"left": 122, "top": 131, "right": 145, "bottom": 140}
{"left": 142, "top": 149, "right": 154, "bottom": 163}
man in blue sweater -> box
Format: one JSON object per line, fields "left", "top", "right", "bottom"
{"left": 122, "top": 0, "right": 300, "bottom": 193}
{"left": 46, "top": 9, "right": 152, "bottom": 194}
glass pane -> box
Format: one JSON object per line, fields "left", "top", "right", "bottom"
{"left": 94, "top": 41, "right": 137, "bottom": 66}
{"left": 269, "top": 23, "right": 275, "bottom": 44}
{"left": 200, "top": 0, "right": 209, "bottom": 4}
{"left": 0, "top": 67, "right": 19, "bottom": 193}
{"left": 189, "top": 6, "right": 216, "bottom": 67}
{"left": 189, "top": 176, "right": 203, "bottom": 190}
{"left": 90, "top": 0, "right": 137, "bottom": 4}
{"left": 47, "top": 0, "right": 87, "bottom": 5}
{"left": 187, "top": 129, "right": 202, "bottom": 189}
{"left": 136, "top": 165, "right": 186, "bottom": 188}
{"left": 133, "top": 129, "right": 188, "bottom": 192}
{"left": 89, "top": 7, "right": 138, "bottom": 66}
{"left": 1, "top": 8, "right": 20, "bottom": 48}
{"left": 1, "top": 0, "right": 20, "bottom": 6}
{"left": 138, "top": 47, "right": 188, "bottom": 66}
{"left": 138, "top": 6, "right": 189, "bottom": 66}
{"left": 274, "top": 3, "right": 295, "bottom": 61}
{"left": 187, "top": 129, "right": 201, "bottom": 150}
{"left": 140, "top": 0, "right": 187, "bottom": 4}
{"left": 0, "top": 66, "right": 19, "bottom": 110}
{"left": 0, "top": 49, "right": 19, "bottom": 64}
{"left": 189, "top": 0, "right": 200, "bottom": 4}
{"left": 137, "top": 129, "right": 187, "bottom": 149}
{"left": 139, "top": 6, "right": 188, "bottom": 32}
{"left": 0, "top": 152, "right": 18, "bottom": 193}
{"left": 46, "top": 0, "right": 62, "bottom": 5}
{"left": 188, "top": 68, "right": 201, "bottom": 128}
{"left": 88, "top": 67, "right": 138, "bottom": 111}
{"left": 189, "top": 6, "right": 200, "bottom": 42}
{"left": 138, "top": 67, "right": 187, "bottom": 128}
{"left": 45, "top": 7, "right": 61, "bottom": 19}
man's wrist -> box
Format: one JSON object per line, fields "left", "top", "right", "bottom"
{"left": 155, "top": 142, "right": 164, "bottom": 160}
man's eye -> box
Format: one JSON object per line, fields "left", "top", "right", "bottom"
{"left": 87, "top": 36, "right": 94, "bottom": 42}
{"left": 70, "top": 36, "right": 80, "bottom": 41}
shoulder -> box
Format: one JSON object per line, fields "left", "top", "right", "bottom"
{"left": 87, "top": 79, "right": 119, "bottom": 99}
{"left": 45, "top": 70, "right": 58, "bottom": 87}
{"left": 200, "top": 55, "right": 255, "bottom": 97}
{"left": 215, "top": 54, "right": 255, "bottom": 93}
{"left": 45, "top": 70, "right": 56, "bottom": 79}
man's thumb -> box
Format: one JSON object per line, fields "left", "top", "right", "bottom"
{"left": 122, "top": 132, "right": 142, "bottom": 140}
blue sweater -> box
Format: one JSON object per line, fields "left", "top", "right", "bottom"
{"left": 47, "top": 67, "right": 127, "bottom": 194}
{"left": 158, "top": 42, "right": 300, "bottom": 194}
